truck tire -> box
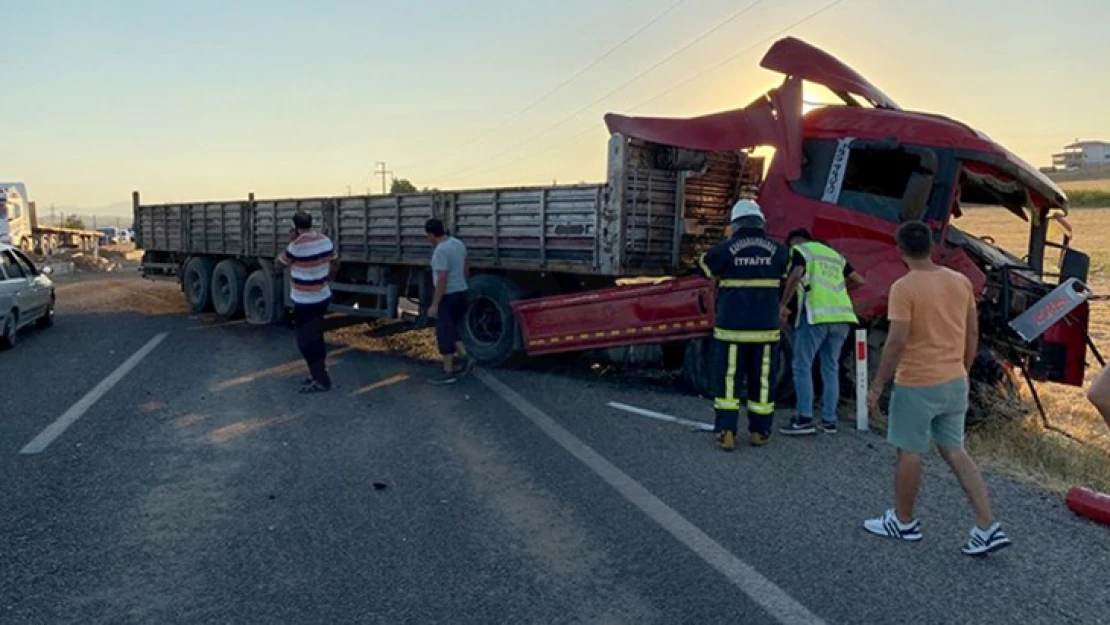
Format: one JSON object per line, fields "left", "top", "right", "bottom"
{"left": 459, "top": 274, "right": 523, "bottom": 367}
{"left": 679, "top": 333, "right": 796, "bottom": 403}
{"left": 679, "top": 338, "right": 712, "bottom": 398}
{"left": 183, "top": 257, "right": 216, "bottom": 313}
{"left": 212, "top": 260, "right": 248, "bottom": 319}
{"left": 244, "top": 269, "right": 284, "bottom": 326}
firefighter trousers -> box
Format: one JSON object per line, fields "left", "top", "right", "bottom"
{"left": 711, "top": 338, "right": 779, "bottom": 436}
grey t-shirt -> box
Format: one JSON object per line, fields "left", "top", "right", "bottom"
{"left": 432, "top": 236, "right": 468, "bottom": 294}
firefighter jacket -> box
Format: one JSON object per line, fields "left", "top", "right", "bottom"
{"left": 696, "top": 227, "right": 789, "bottom": 343}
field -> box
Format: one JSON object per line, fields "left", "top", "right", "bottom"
{"left": 1059, "top": 178, "right": 1110, "bottom": 192}
{"left": 955, "top": 207, "right": 1110, "bottom": 492}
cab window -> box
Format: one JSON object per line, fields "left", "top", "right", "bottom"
{"left": 790, "top": 138, "right": 939, "bottom": 223}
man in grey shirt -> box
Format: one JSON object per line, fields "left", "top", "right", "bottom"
{"left": 425, "top": 219, "right": 471, "bottom": 384}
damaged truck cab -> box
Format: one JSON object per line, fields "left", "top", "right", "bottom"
{"left": 604, "top": 37, "right": 1092, "bottom": 404}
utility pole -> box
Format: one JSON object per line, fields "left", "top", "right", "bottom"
{"left": 374, "top": 161, "right": 393, "bottom": 194}
{"left": 50, "top": 203, "right": 56, "bottom": 226}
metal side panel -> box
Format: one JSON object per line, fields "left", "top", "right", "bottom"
{"left": 135, "top": 204, "right": 184, "bottom": 252}
{"left": 252, "top": 197, "right": 329, "bottom": 259}
{"left": 451, "top": 185, "right": 605, "bottom": 270}
{"left": 512, "top": 276, "right": 715, "bottom": 356}
{"left": 600, "top": 135, "right": 628, "bottom": 275}
{"left": 186, "top": 201, "right": 245, "bottom": 255}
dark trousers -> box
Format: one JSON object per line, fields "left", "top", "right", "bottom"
{"left": 294, "top": 299, "right": 331, "bottom": 387}
{"left": 436, "top": 291, "right": 469, "bottom": 356}
{"left": 711, "top": 339, "right": 779, "bottom": 436}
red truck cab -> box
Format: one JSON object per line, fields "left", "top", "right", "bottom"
{"left": 518, "top": 37, "right": 1090, "bottom": 405}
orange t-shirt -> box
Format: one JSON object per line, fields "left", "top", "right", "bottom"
{"left": 887, "top": 267, "right": 976, "bottom": 387}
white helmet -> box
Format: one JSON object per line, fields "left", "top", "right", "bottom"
{"left": 730, "top": 199, "right": 764, "bottom": 223}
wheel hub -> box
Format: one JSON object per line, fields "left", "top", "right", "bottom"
{"left": 467, "top": 297, "right": 504, "bottom": 345}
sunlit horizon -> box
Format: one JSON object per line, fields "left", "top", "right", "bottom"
{"left": 6, "top": 0, "right": 1108, "bottom": 216}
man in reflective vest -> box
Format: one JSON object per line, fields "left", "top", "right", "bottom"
{"left": 779, "top": 229, "right": 866, "bottom": 435}
{"left": 695, "top": 199, "right": 789, "bottom": 451}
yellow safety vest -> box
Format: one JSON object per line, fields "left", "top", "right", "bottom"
{"left": 794, "top": 241, "right": 858, "bottom": 326}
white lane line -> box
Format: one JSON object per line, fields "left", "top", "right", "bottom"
{"left": 476, "top": 370, "right": 825, "bottom": 625}
{"left": 607, "top": 401, "right": 714, "bottom": 431}
{"left": 20, "top": 332, "right": 168, "bottom": 455}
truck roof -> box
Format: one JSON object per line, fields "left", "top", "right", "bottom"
{"left": 605, "top": 37, "right": 1066, "bottom": 212}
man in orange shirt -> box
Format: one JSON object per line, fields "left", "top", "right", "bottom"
{"left": 863, "top": 221, "right": 1011, "bottom": 557}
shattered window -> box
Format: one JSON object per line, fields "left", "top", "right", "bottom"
{"left": 836, "top": 147, "right": 926, "bottom": 222}
{"left": 789, "top": 139, "right": 835, "bottom": 201}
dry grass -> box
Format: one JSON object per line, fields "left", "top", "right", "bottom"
{"left": 955, "top": 208, "right": 1110, "bottom": 491}
{"left": 1059, "top": 178, "right": 1110, "bottom": 192}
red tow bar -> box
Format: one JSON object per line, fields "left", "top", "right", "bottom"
{"left": 1066, "top": 487, "right": 1110, "bottom": 526}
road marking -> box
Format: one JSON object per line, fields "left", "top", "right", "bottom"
{"left": 477, "top": 370, "right": 825, "bottom": 625}
{"left": 607, "top": 401, "right": 714, "bottom": 431}
{"left": 20, "top": 332, "right": 168, "bottom": 455}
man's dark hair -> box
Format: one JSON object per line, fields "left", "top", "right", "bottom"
{"left": 424, "top": 218, "right": 446, "bottom": 237}
{"left": 292, "top": 210, "right": 312, "bottom": 230}
{"left": 896, "top": 221, "right": 932, "bottom": 259}
{"left": 786, "top": 228, "right": 812, "bottom": 243}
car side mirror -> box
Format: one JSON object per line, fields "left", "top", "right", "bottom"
{"left": 41, "top": 265, "right": 54, "bottom": 276}
{"left": 1060, "top": 248, "right": 1090, "bottom": 283}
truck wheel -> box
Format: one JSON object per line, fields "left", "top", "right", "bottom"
{"left": 244, "top": 269, "right": 284, "bottom": 326}
{"left": 680, "top": 334, "right": 797, "bottom": 403}
{"left": 459, "top": 274, "right": 523, "bottom": 367}
{"left": 679, "top": 338, "right": 712, "bottom": 397}
{"left": 183, "top": 257, "right": 216, "bottom": 313}
{"left": 212, "top": 260, "right": 248, "bottom": 319}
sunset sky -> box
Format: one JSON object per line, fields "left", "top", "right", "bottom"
{"left": 6, "top": 0, "right": 1108, "bottom": 215}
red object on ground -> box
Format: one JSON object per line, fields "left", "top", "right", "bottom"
{"left": 512, "top": 277, "right": 715, "bottom": 356}
{"left": 1065, "top": 487, "right": 1110, "bottom": 526}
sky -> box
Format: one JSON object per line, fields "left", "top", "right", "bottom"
{"left": 5, "top": 0, "right": 1109, "bottom": 217}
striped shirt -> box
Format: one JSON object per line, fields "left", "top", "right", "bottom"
{"left": 281, "top": 231, "right": 337, "bottom": 304}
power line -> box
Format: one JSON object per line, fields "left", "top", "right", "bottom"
{"left": 395, "top": 0, "right": 689, "bottom": 171}
{"left": 623, "top": 0, "right": 850, "bottom": 112}
{"left": 432, "top": 0, "right": 770, "bottom": 183}
{"left": 437, "top": 0, "right": 852, "bottom": 183}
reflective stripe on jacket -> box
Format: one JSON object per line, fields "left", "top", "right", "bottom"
{"left": 696, "top": 227, "right": 789, "bottom": 343}
{"left": 794, "top": 241, "right": 858, "bottom": 326}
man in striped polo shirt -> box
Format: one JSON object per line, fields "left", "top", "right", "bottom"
{"left": 277, "top": 210, "right": 338, "bottom": 393}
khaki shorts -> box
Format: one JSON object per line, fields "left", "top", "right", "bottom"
{"left": 887, "top": 377, "right": 969, "bottom": 453}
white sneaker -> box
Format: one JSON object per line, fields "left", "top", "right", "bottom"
{"left": 960, "top": 522, "right": 1012, "bottom": 557}
{"left": 863, "top": 508, "right": 923, "bottom": 542}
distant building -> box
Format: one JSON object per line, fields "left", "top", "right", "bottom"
{"left": 1052, "top": 140, "right": 1110, "bottom": 170}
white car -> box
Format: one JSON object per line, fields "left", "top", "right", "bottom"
{"left": 0, "top": 243, "right": 55, "bottom": 349}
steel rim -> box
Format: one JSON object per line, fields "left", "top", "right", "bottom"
{"left": 467, "top": 297, "right": 503, "bottom": 345}
{"left": 247, "top": 284, "right": 266, "bottom": 320}
{"left": 189, "top": 271, "right": 204, "bottom": 302}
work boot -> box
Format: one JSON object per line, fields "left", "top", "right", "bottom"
{"left": 717, "top": 430, "right": 736, "bottom": 452}
{"left": 749, "top": 431, "right": 771, "bottom": 447}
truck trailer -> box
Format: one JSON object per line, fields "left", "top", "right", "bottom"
{"left": 136, "top": 38, "right": 1096, "bottom": 420}
{"left": 1, "top": 182, "right": 101, "bottom": 255}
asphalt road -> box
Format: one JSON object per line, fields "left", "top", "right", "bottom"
{"left": 2, "top": 275, "right": 1109, "bottom": 624}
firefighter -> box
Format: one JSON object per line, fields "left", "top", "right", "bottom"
{"left": 696, "top": 199, "right": 790, "bottom": 451}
